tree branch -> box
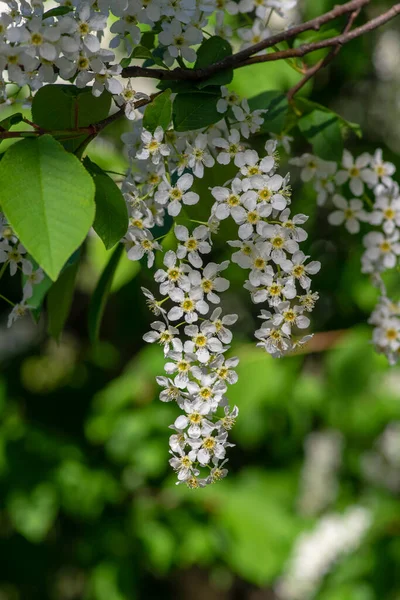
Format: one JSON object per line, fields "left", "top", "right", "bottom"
{"left": 287, "top": 7, "right": 362, "bottom": 102}
{"left": 236, "top": 4, "right": 400, "bottom": 69}
{"left": 121, "top": 0, "right": 372, "bottom": 81}
{"left": 0, "top": 94, "right": 157, "bottom": 141}
{"left": 121, "top": 1, "right": 400, "bottom": 84}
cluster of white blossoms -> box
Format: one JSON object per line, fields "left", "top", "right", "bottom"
{"left": 119, "top": 82, "right": 320, "bottom": 484}
{"left": 0, "top": 214, "right": 44, "bottom": 326}
{"left": 291, "top": 148, "right": 400, "bottom": 365}
{"left": 276, "top": 506, "right": 372, "bottom": 600}
{"left": 297, "top": 430, "right": 343, "bottom": 517}
{"left": 362, "top": 421, "right": 400, "bottom": 494}
{"left": 0, "top": 0, "right": 297, "bottom": 103}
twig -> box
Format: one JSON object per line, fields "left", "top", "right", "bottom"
{"left": 287, "top": 7, "right": 361, "bottom": 102}
{"left": 0, "top": 93, "right": 158, "bottom": 142}
{"left": 236, "top": 4, "right": 400, "bottom": 69}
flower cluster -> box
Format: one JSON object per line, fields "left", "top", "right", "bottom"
{"left": 142, "top": 226, "right": 239, "bottom": 488}
{"left": 291, "top": 148, "right": 400, "bottom": 364}
{"left": 297, "top": 430, "right": 343, "bottom": 516}
{"left": 362, "top": 421, "right": 400, "bottom": 494}
{"left": 117, "top": 79, "right": 323, "bottom": 483}
{"left": 0, "top": 213, "right": 44, "bottom": 326}
{"left": 0, "top": 0, "right": 298, "bottom": 104}
{"left": 210, "top": 141, "right": 321, "bottom": 357}
{"left": 276, "top": 506, "right": 372, "bottom": 600}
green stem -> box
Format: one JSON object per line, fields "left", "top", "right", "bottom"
{"left": 0, "top": 293, "right": 14, "bottom": 307}
{"left": 0, "top": 260, "right": 9, "bottom": 281}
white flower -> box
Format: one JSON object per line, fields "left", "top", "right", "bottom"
{"left": 167, "top": 286, "right": 209, "bottom": 323}
{"left": 136, "top": 126, "right": 170, "bottom": 165}
{"left": 232, "top": 194, "right": 272, "bottom": 240}
{"left": 154, "top": 250, "right": 190, "bottom": 295}
{"left": 22, "top": 265, "right": 44, "bottom": 300}
{"left": 232, "top": 99, "right": 266, "bottom": 139}
{"left": 363, "top": 231, "right": 400, "bottom": 270}
{"left": 281, "top": 251, "right": 321, "bottom": 290}
{"left": 126, "top": 230, "right": 161, "bottom": 267}
{"left": 155, "top": 173, "right": 199, "bottom": 216}
{"left": 262, "top": 224, "right": 299, "bottom": 264}
{"left": 370, "top": 148, "right": 395, "bottom": 186}
{"left": 211, "top": 178, "right": 248, "bottom": 220}
{"left": 7, "top": 301, "right": 31, "bottom": 327}
{"left": 165, "top": 351, "right": 198, "bottom": 388}
{"left": 183, "top": 323, "right": 224, "bottom": 362}
{"left": 169, "top": 451, "right": 195, "bottom": 481}
{"left": 175, "top": 225, "right": 211, "bottom": 268}
{"left": 141, "top": 287, "right": 167, "bottom": 316}
{"left": 272, "top": 301, "right": 310, "bottom": 335}
{"left": 0, "top": 241, "right": 30, "bottom": 275}
{"left": 250, "top": 174, "right": 288, "bottom": 210}
{"left": 212, "top": 129, "right": 245, "bottom": 166}
{"left": 186, "top": 133, "right": 215, "bottom": 178}
{"left": 369, "top": 195, "right": 400, "bottom": 235}
{"left": 158, "top": 19, "right": 202, "bottom": 65}
{"left": 143, "top": 321, "right": 180, "bottom": 355}
{"left": 328, "top": 195, "right": 367, "bottom": 234}
{"left": 335, "top": 150, "right": 377, "bottom": 196}
{"left": 278, "top": 209, "right": 308, "bottom": 242}
{"left": 216, "top": 86, "right": 241, "bottom": 114}
{"left": 210, "top": 355, "right": 239, "bottom": 384}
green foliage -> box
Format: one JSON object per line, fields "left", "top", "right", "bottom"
{"left": 173, "top": 91, "right": 221, "bottom": 131}
{"left": 88, "top": 243, "right": 124, "bottom": 342}
{"left": 143, "top": 90, "right": 172, "bottom": 133}
{"left": 0, "top": 112, "right": 23, "bottom": 132}
{"left": 47, "top": 259, "right": 79, "bottom": 340}
{"left": 298, "top": 109, "right": 343, "bottom": 161}
{"left": 195, "top": 35, "right": 233, "bottom": 88}
{"left": 0, "top": 135, "right": 95, "bottom": 280}
{"left": 84, "top": 158, "right": 128, "bottom": 250}
{"left": 42, "top": 5, "right": 73, "bottom": 19}
{"left": 31, "top": 84, "right": 111, "bottom": 152}
{"left": 249, "top": 90, "right": 290, "bottom": 134}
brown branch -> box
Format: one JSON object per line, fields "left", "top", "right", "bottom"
{"left": 0, "top": 93, "right": 157, "bottom": 141}
{"left": 121, "top": 0, "right": 371, "bottom": 81}
{"left": 121, "top": 1, "right": 400, "bottom": 84}
{"left": 287, "top": 7, "right": 361, "bottom": 102}
{"left": 236, "top": 4, "right": 400, "bottom": 69}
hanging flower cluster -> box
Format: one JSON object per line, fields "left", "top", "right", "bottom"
{"left": 276, "top": 506, "right": 372, "bottom": 600}
{"left": 291, "top": 149, "right": 400, "bottom": 365}
{"left": 110, "top": 75, "right": 322, "bottom": 485}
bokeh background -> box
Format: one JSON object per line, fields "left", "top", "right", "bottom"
{"left": 1, "top": 0, "right": 400, "bottom": 598}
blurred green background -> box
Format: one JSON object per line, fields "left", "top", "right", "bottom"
{"left": 1, "top": 1, "right": 400, "bottom": 598}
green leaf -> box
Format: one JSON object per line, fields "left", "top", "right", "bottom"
{"left": 295, "top": 97, "right": 362, "bottom": 138}
{"left": 47, "top": 259, "right": 79, "bottom": 340}
{"left": 0, "top": 112, "right": 23, "bottom": 131}
{"left": 298, "top": 109, "right": 343, "bottom": 161}
{"left": 120, "top": 45, "right": 153, "bottom": 68}
{"left": 0, "top": 135, "right": 95, "bottom": 280}
{"left": 24, "top": 270, "right": 53, "bottom": 323}
{"left": 88, "top": 243, "right": 124, "bottom": 342}
{"left": 143, "top": 90, "right": 172, "bottom": 133}
{"left": 173, "top": 91, "right": 221, "bottom": 132}
{"left": 31, "top": 84, "right": 111, "bottom": 152}
{"left": 42, "top": 5, "right": 73, "bottom": 19}
{"left": 249, "top": 91, "right": 289, "bottom": 134}
{"left": 157, "top": 80, "right": 200, "bottom": 94}
{"left": 195, "top": 36, "right": 233, "bottom": 88}
{"left": 141, "top": 32, "right": 156, "bottom": 50}
{"left": 84, "top": 158, "right": 128, "bottom": 250}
